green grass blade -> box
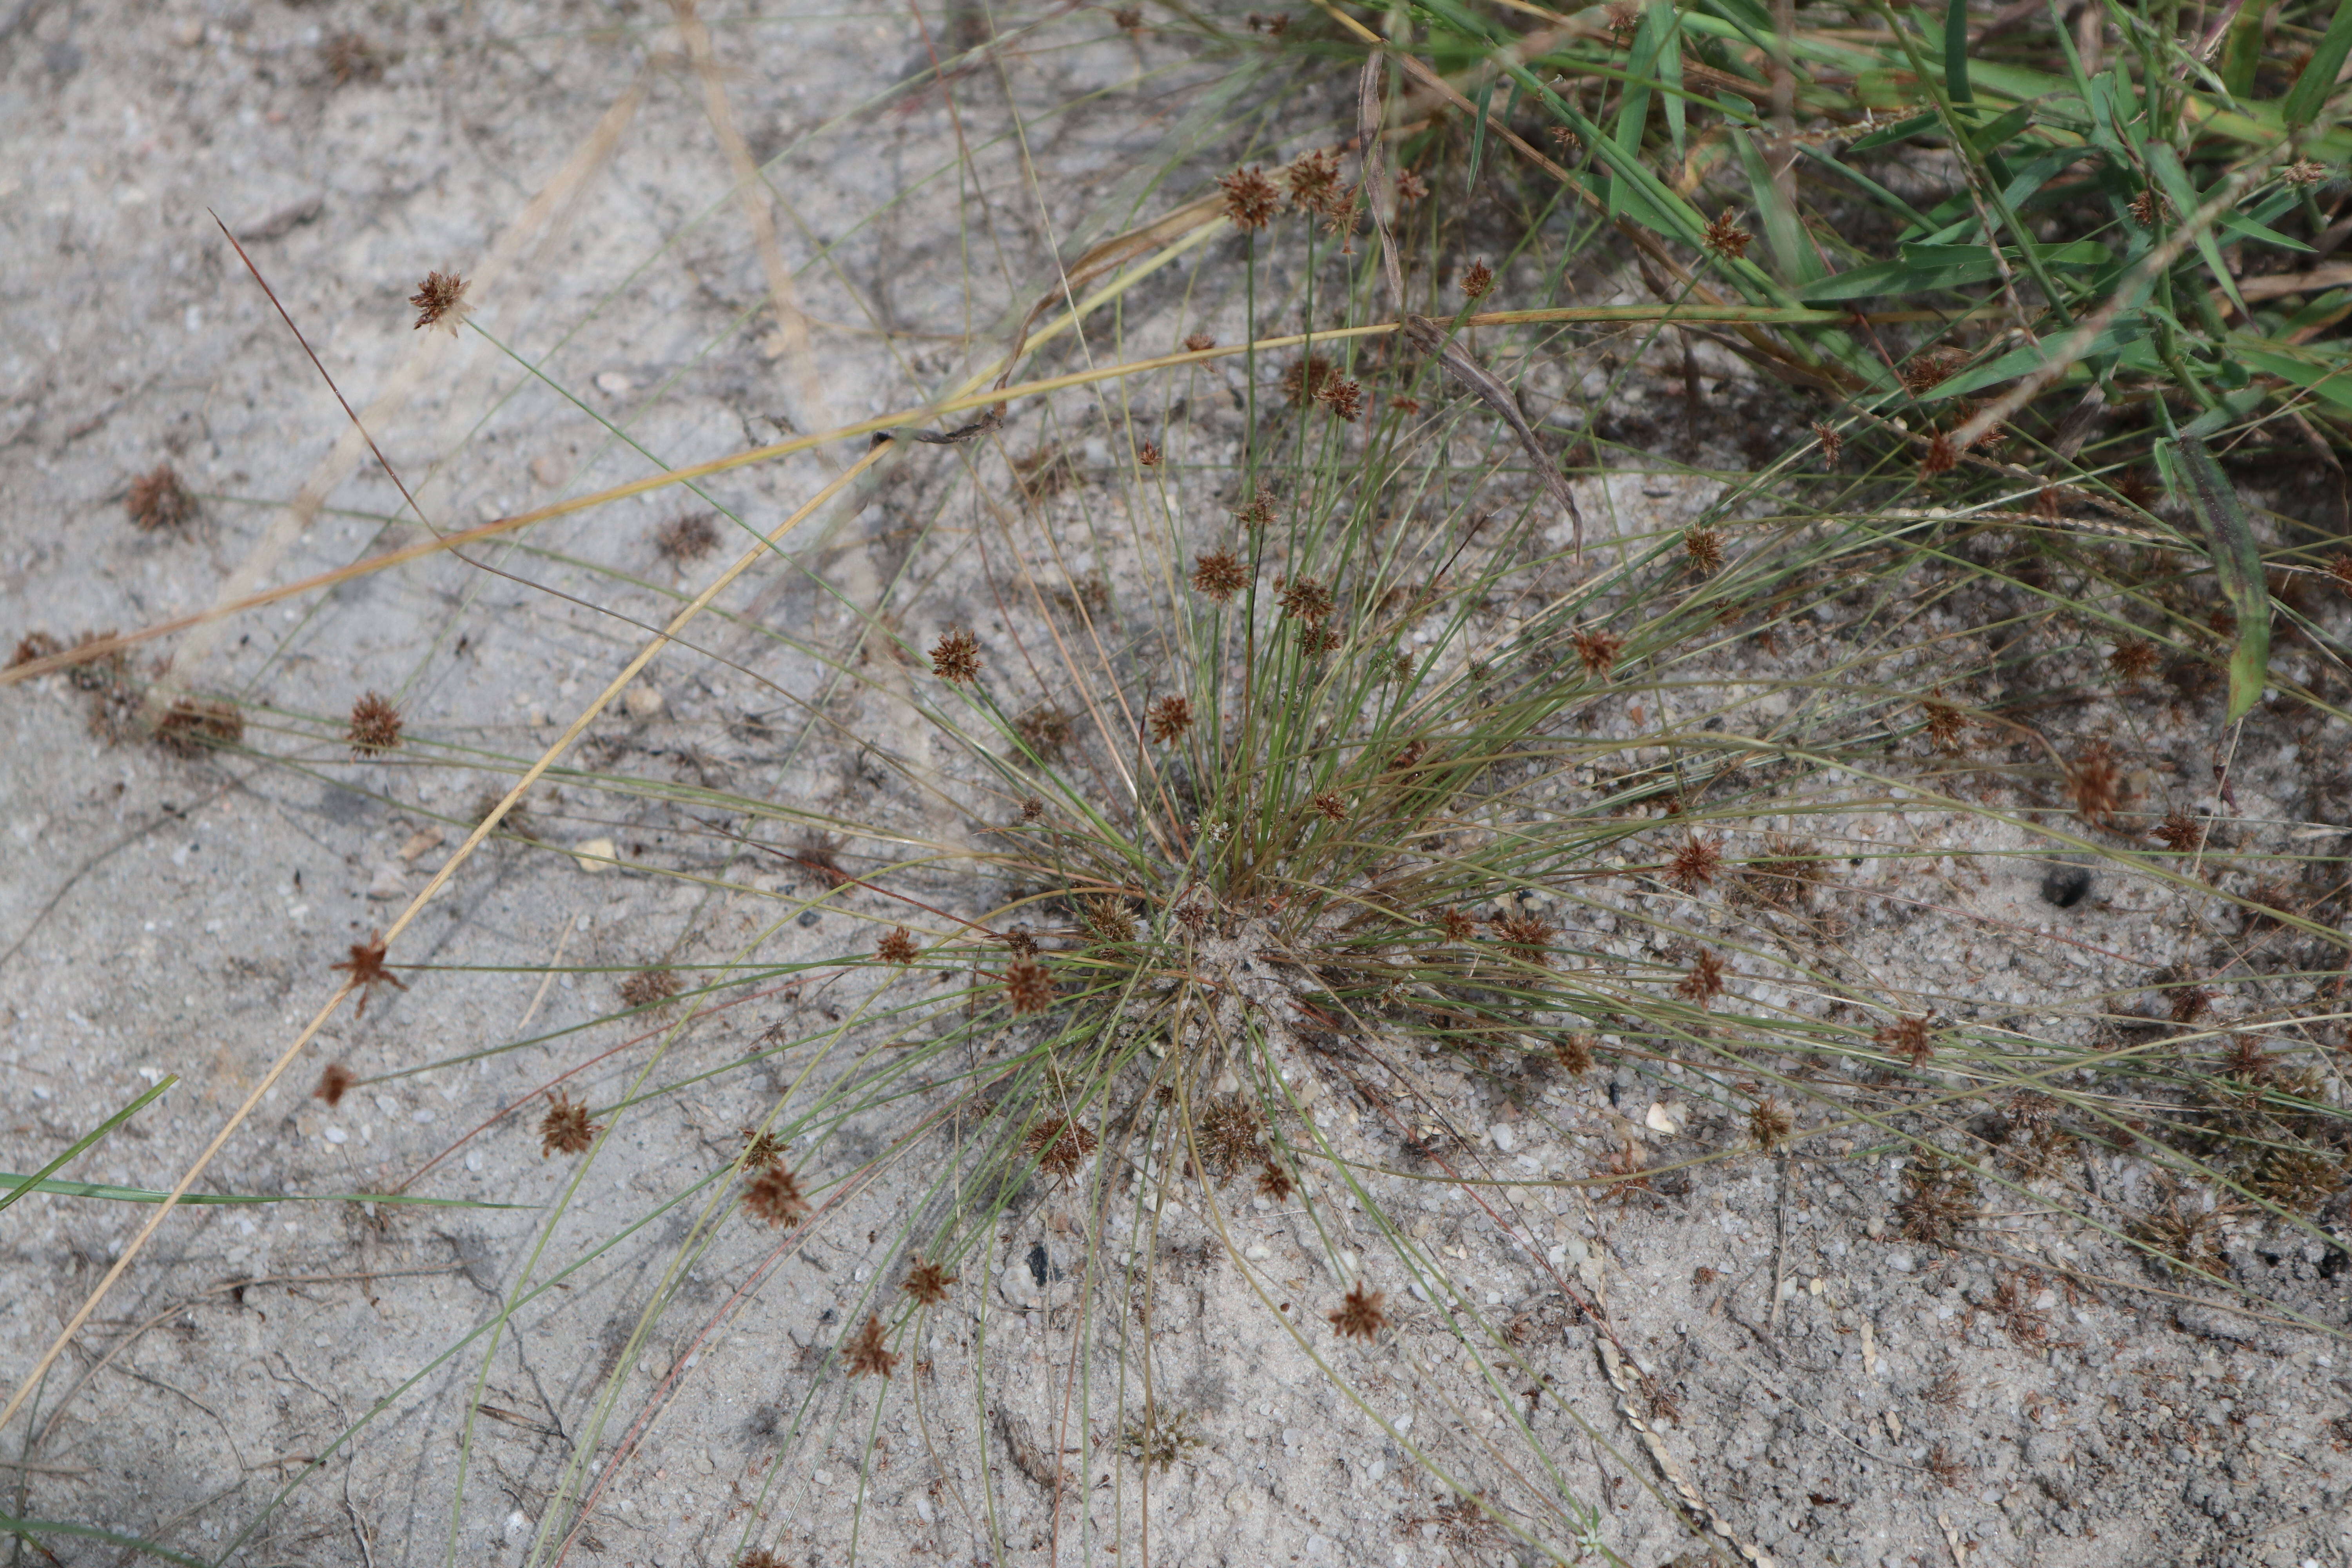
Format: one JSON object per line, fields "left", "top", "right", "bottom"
{"left": 1943, "top": 0, "right": 1972, "bottom": 109}
{"left": 0, "top": 1074, "right": 174, "bottom": 1216}
{"left": 1, "top": 1174, "right": 532, "bottom": 1209}
{"left": 1732, "top": 127, "right": 1821, "bottom": 284}
{"left": 2283, "top": 0, "right": 2352, "bottom": 130}
{"left": 2166, "top": 435, "right": 2271, "bottom": 721}
{"left": 2147, "top": 141, "right": 2247, "bottom": 313}
{"left": 0, "top": 1512, "right": 208, "bottom": 1568}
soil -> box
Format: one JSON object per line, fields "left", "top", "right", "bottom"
{"left": 3, "top": 5, "right": 2349, "bottom": 1568}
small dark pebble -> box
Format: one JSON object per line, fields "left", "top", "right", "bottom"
{"left": 2040, "top": 863, "right": 2093, "bottom": 909}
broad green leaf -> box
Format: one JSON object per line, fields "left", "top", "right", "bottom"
{"left": 1927, "top": 313, "right": 2147, "bottom": 400}
{"left": 2147, "top": 142, "right": 2246, "bottom": 313}
{"left": 1733, "top": 127, "right": 1823, "bottom": 285}
{"left": 2, "top": 1173, "right": 532, "bottom": 1208}
{"left": 1613, "top": 4, "right": 1671, "bottom": 215}
{"left": 0, "top": 1074, "right": 174, "bottom": 1216}
{"left": 2222, "top": 8, "right": 2264, "bottom": 100}
{"left": 2216, "top": 209, "right": 2314, "bottom": 252}
{"left": 1943, "top": 0, "right": 1973, "bottom": 108}
{"left": 2165, "top": 435, "right": 2270, "bottom": 722}
{"left": 1846, "top": 111, "right": 1939, "bottom": 153}
{"left": 2235, "top": 344, "right": 2352, "bottom": 416}
{"left": 1967, "top": 102, "right": 2035, "bottom": 155}
{"left": 2283, "top": 0, "right": 2352, "bottom": 131}
{"left": 1800, "top": 240, "right": 2108, "bottom": 300}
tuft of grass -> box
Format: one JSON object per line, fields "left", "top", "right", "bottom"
{"left": 11, "top": 1, "right": 2352, "bottom": 1563}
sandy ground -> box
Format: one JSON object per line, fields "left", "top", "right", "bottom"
{"left": 4, "top": 3, "right": 2350, "bottom": 1567}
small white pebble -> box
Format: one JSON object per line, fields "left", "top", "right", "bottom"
{"left": 322, "top": 1126, "right": 347, "bottom": 1145}
{"left": 1244, "top": 1243, "right": 1271, "bottom": 1261}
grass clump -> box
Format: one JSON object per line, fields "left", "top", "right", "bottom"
{"left": 9, "top": 2, "right": 2352, "bottom": 1565}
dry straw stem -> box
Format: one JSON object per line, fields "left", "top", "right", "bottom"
{"left": 669, "top": 0, "right": 830, "bottom": 438}
{"left": 0, "top": 440, "right": 889, "bottom": 1441}
{"left": 4, "top": 299, "right": 1873, "bottom": 692}
{"left": 149, "top": 76, "right": 648, "bottom": 707}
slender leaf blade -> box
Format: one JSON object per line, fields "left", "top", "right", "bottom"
{"left": 0, "top": 1074, "right": 174, "bottom": 1216}
{"left": 2283, "top": 0, "right": 2352, "bottom": 130}
{"left": 2168, "top": 435, "right": 2270, "bottom": 721}
{"left": 1, "top": 1174, "right": 533, "bottom": 1208}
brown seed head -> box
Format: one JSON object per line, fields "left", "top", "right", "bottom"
{"left": 1491, "top": 911, "right": 1556, "bottom": 966}
{"left": 1255, "top": 1158, "right": 1296, "bottom": 1202}
{"left": 1394, "top": 169, "right": 1428, "bottom": 203}
{"left": 1003, "top": 930, "right": 1039, "bottom": 958}
{"left": 741, "top": 1127, "right": 786, "bottom": 1169}
{"left": 1147, "top": 694, "right": 1194, "bottom": 742}
{"left": 1666, "top": 833, "right": 1723, "bottom": 892}
{"left": 1677, "top": 949, "right": 1726, "bottom": 1007}
{"left": 2168, "top": 983, "right": 2213, "bottom": 1024}
{"left": 2129, "top": 187, "right": 2162, "bottom": 227}
{"left": 539, "top": 1092, "right": 597, "bottom": 1158}
{"left": 1299, "top": 623, "right": 1343, "bottom": 657}
{"left": 1081, "top": 895, "right": 1137, "bottom": 944}
{"left": 153, "top": 697, "right": 243, "bottom": 756}
{"left": 1024, "top": 1116, "right": 1098, "bottom": 1180}
{"left": 1920, "top": 434, "right": 1958, "bottom": 476}
{"left": 1811, "top": 420, "right": 1843, "bottom": 467}
{"left": 1554, "top": 1032, "right": 1595, "bottom": 1074}
{"left": 1548, "top": 125, "right": 1582, "bottom": 155}
{"left": 743, "top": 1162, "right": 809, "bottom": 1226}
{"left": 1899, "top": 347, "right": 1969, "bottom": 396}
{"left": 2109, "top": 638, "right": 2159, "bottom": 682}
{"left": 1218, "top": 165, "right": 1280, "bottom": 230}
{"left": 1277, "top": 576, "right": 1335, "bottom": 624}
{"left": 1280, "top": 354, "right": 1342, "bottom": 408}
{"left": 2282, "top": 158, "right": 2329, "bottom": 187}
{"left": 409, "top": 270, "right": 469, "bottom": 332}
{"left": 1920, "top": 696, "right": 1967, "bottom": 751}
{"left": 2067, "top": 744, "right": 2124, "bottom": 827}
{"left": 902, "top": 1255, "right": 959, "bottom": 1306}
{"left": 7, "top": 631, "right": 62, "bottom": 669}
{"left": 1436, "top": 906, "right": 1478, "bottom": 942}
{"left": 1004, "top": 958, "right": 1056, "bottom": 1015}
{"left": 1281, "top": 148, "right": 1343, "bottom": 214}
{"left": 877, "top": 926, "right": 919, "bottom": 965}
{"left": 844, "top": 1313, "right": 899, "bottom": 1379}
{"left": 1702, "top": 210, "right": 1753, "bottom": 260}
{"left": 619, "top": 968, "right": 682, "bottom": 1009}
{"left": 1571, "top": 626, "right": 1623, "bottom": 676}
{"left": 655, "top": 513, "right": 720, "bottom": 562}
{"left": 1192, "top": 550, "right": 1249, "bottom": 601}
{"left": 1137, "top": 440, "right": 1161, "bottom": 468}
{"left": 127, "top": 465, "right": 197, "bottom": 532}
{"left": 1328, "top": 1284, "right": 1388, "bottom": 1341}
{"left": 1683, "top": 526, "right": 1724, "bottom": 575}
{"left": 930, "top": 628, "right": 982, "bottom": 684}
{"left": 1183, "top": 331, "right": 1216, "bottom": 352}
{"left": 1875, "top": 1014, "right": 1935, "bottom": 1067}
{"left": 1020, "top": 795, "right": 1045, "bottom": 822}
{"left": 347, "top": 691, "right": 403, "bottom": 759}
{"left": 1459, "top": 258, "right": 1494, "bottom": 299}
{"left": 1748, "top": 1097, "right": 1793, "bottom": 1150}
{"left": 2153, "top": 810, "right": 2205, "bottom": 855}
{"left": 1310, "top": 790, "right": 1347, "bottom": 822}
{"left": 1172, "top": 900, "right": 1212, "bottom": 936}
{"left": 330, "top": 934, "right": 409, "bottom": 1016}
{"left": 1315, "top": 376, "right": 1363, "bottom": 421}
{"left": 1199, "top": 1097, "right": 1264, "bottom": 1176}
{"left": 313, "top": 1062, "right": 356, "bottom": 1108}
